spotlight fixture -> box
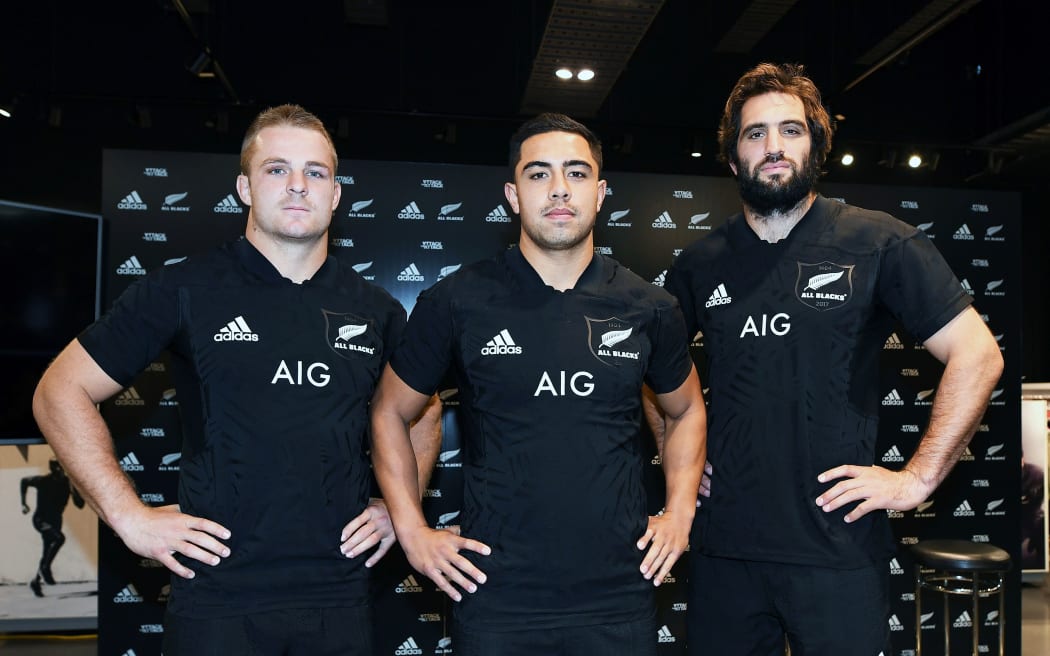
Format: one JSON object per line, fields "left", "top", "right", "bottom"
{"left": 555, "top": 68, "right": 573, "bottom": 80}
{"left": 577, "top": 69, "right": 595, "bottom": 81}
{"left": 840, "top": 153, "right": 854, "bottom": 166}
{"left": 0, "top": 106, "right": 11, "bottom": 119}
{"left": 690, "top": 151, "right": 702, "bottom": 158}
{"left": 907, "top": 154, "right": 923, "bottom": 168}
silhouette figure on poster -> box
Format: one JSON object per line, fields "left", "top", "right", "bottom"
{"left": 20, "top": 459, "right": 85, "bottom": 597}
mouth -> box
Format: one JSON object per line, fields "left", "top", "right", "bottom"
{"left": 544, "top": 207, "right": 576, "bottom": 219}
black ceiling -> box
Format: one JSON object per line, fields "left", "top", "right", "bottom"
{"left": 2, "top": 0, "right": 1048, "bottom": 208}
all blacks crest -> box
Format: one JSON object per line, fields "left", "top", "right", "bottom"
{"left": 323, "top": 309, "right": 380, "bottom": 359}
{"left": 795, "top": 261, "right": 854, "bottom": 311}
{"left": 586, "top": 316, "right": 641, "bottom": 366}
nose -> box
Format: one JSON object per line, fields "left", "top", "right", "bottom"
{"left": 287, "top": 170, "right": 308, "bottom": 196}
{"left": 548, "top": 170, "right": 570, "bottom": 201}
{"left": 765, "top": 131, "right": 784, "bottom": 159}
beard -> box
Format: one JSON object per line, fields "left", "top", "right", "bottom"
{"left": 521, "top": 206, "right": 595, "bottom": 252}
{"left": 735, "top": 152, "right": 819, "bottom": 217}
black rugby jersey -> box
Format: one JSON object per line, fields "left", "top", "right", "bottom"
{"left": 665, "top": 195, "right": 971, "bottom": 568}
{"left": 391, "top": 246, "right": 693, "bottom": 630}
{"left": 79, "top": 237, "right": 405, "bottom": 617}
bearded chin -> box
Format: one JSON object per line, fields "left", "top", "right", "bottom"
{"left": 736, "top": 157, "right": 818, "bottom": 217}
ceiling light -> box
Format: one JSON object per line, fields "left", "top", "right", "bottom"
{"left": 840, "top": 153, "right": 854, "bottom": 166}
{"left": 0, "top": 107, "right": 11, "bottom": 119}
{"left": 577, "top": 69, "right": 595, "bottom": 81}
{"left": 690, "top": 151, "right": 702, "bottom": 158}
{"left": 555, "top": 68, "right": 573, "bottom": 80}
{"left": 907, "top": 154, "right": 923, "bottom": 168}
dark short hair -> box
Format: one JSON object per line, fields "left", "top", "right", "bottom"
{"left": 508, "top": 113, "right": 603, "bottom": 176}
{"left": 240, "top": 104, "right": 337, "bottom": 175}
{"left": 718, "top": 63, "right": 834, "bottom": 170}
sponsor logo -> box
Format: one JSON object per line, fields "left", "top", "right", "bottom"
{"left": 214, "top": 316, "right": 259, "bottom": 342}
{"left": 159, "top": 388, "right": 178, "bottom": 406}
{"left": 486, "top": 205, "right": 511, "bottom": 222}
{"left": 884, "top": 333, "right": 904, "bottom": 349}
{"left": 688, "top": 212, "right": 712, "bottom": 230}
{"left": 954, "top": 611, "right": 972, "bottom": 628}
{"left": 213, "top": 194, "right": 244, "bottom": 213}
{"left": 158, "top": 452, "right": 181, "bottom": 472}
{"left": 604, "top": 187, "right": 614, "bottom": 196}
{"left": 435, "top": 636, "right": 453, "bottom": 654}
{"left": 482, "top": 329, "right": 522, "bottom": 355}
{"left": 985, "top": 499, "right": 1006, "bottom": 516}
{"left": 886, "top": 509, "right": 904, "bottom": 518}
{"left": 985, "top": 279, "right": 1005, "bottom": 296}
{"left": 915, "top": 500, "right": 936, "bottom": 518}
{"left": 115, "top": 387, "right": 145, "bottom": 406}
{"left": 138, "top": 558, "right": 164, "bottom": 568}
{"left": 418, "top": 613, "right": 440, "bottom": 622}
{"left": 984, "top": 225, "right": 1005, "bottom": 241}
{"left": 436, "top": 449, "right": 461, "bottom": 469}
{"left": 161, "top": 192, "right": 190, "bottom": 212}
{"left": 607, "top": 209, "right": 632, "bottom": 227}
{"left": 658, "top": 624, "right": 677, "bottom": 643}
{"left": 398, "top": 201, "right": 425, "bottom": 220}
{"left": 882, "top": 445, "right": 905, "bottom": 463}
{"left": 534, "top": 370, "right": 595, "bottom": 397}
{"left": 985, "top": 610, "right": 1000, "bottom": 626}
{"left": 594, "top": 245, "right": 612, "bottom": 254}
{"left": 421, "top": 240, "right": 444, "bottom": 250}
{"left": 142, "top": 232, "right": 170, "bottom": 245}
{"left": 953, "top": 224, "right": 975, "bottom": 240}
{"left": 901, "top": 368, "right": 919, "bottom": 377}
{"left": 796, "top": 262, "right": 854, "bottom": 311}
{"left": 140, "top": 427, "right": 165, "bottom": 438}
{"left": 395, "top": 575, "right": 423, "bottom": 593}
{"left": 165, "top": 256, "right": 187, "bottom": 266}
{"left": 953, "top": 500, "right": 975, "bottom": 517}
{"left": 889, "top": 558, "right": 904, "bottom": 575}
{"left": 651, "top": 454, "right": 662, "bottom": 465}
{"left": 395, "top": 636, "right": 423, "bottom": 655}
{"left": 114, "top": 584, "right": 144, "bottom": 603}
{"left": 271, "top": 360, "right": 331, "bottom": 387}
{"left": 352, "top": 261, "right": 375, "bottom": 280}
{"left": 437, "top": 264, "right": 461, "bottom": 281}
{"left": 916, "top": 221, "right": 935, "bottom": 237}
{"left": 920, "top": 611, "right": 936, "bottom": 629}
{"left": 140, "top": 492, "right": 165, "bottom": 503}
{"left": 888, "top": 614, "right": 904, "bottom": 631}
{"left": 900, "top": 536, "right": 919, "bottom": 545}
{"left": 325, "top": 311, "right": 378, "bottom": 358}
{"left": 119, "top": 452, "right": 144, "bottom": 472}
{"left": 423, "top": 488, "right": 441, "bottom": 498}
{"left": 960, "top": 278, "right": 975, "bottom": 295}
{"left": 437, "top": 202, "right": 464, "bottom": 221}
{"left": 146, "top": 361, "right": 165, "bottom": 372}
{"left": 662, "top": 573, "right": 676, "bottom": 583}
{"left": 740, "top": 313, "right": 791, "bottom": 338}
{"left": 335, "top": 175, "right": 355, "bottom": 185}
{"left": 436, "top": 511, "right": 460, "bottom": 528}
{"left": 971, "top": 203, "right": 989, "bottom": 213}
{"left": 421, "top": 179, "right": 444, "bottom": 188}
{"left": 347, "top": 199, "right": 376, "bottom": 218}
{"left": 672, "top": 190, "right": 693, "bottom": 199}
{"left": 900, "top": 200, "right": 919, "bottom": 209}
{"left": 961, "top": 447, "right": 975, "bottom": 462}
{"left": 972, "top": 478, "right": 991, "bottom": 488}
{"left": 705, "top": 283, "right": 732, "bottom": 308}
{"left": 973, "top": 534, "right": 990, "bottom": 542}
{"left": 978, "top": 423, "right": 990, "bottom": 432}
{"left": 972, "top": 258, "right": 989, "bottom": 268}
{"left": 882, "top": 389, "right": 904, "bottom": 406}
{"left": 672, "top": 602, "right": 687, "bottom": 611}
{"left": 331, "top": 237, "right": 354, "bottom": 248}
{"left": 985, "top": 444, "right": 1006, "bottom": 461}
{"left": 652, "top": 270, "right": 667, "bottom": 287}
{"left": 901, "top": 424, "right": 920, "bottom": 433}
{"left": 652, "top": 211, "right": 677, "bottom": 229}
{"left": 587, "top": 317, "right": 641, "bottom": 365}
{"left": 117, "top": 255, "right": 147, "bottom": 276}
{"left": 673, "top": 248, "right": 683, "bottom": 256}
{"left": 139, "top": 624, "right": 163, "bottom": 634}
{"left": 143, "top": 167, "right": 168, "bottom": 177}
{"left": 118, "top": 191, "right": 148, "bottom": 211}
{"left": 989, "top": 388, "right": 1005, "bottom": 406}
{"left": 915, "top": 389, "right": 935, "bottom": 406}
{"left": 397, "top": 263, "right": 425, "bottom": 282}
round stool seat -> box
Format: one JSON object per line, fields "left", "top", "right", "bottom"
{"left": 911, "top": 539, "right": 1011, "bottom": 572}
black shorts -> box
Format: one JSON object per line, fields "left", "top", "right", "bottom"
{"left": 452, "top": 615, "right": 657, "bottom": 656}
{"left": 688, "top": 554, "right": 891, "bottom": 656}
{"left": 162, "top": 606, "right": 371, "bottom": 656}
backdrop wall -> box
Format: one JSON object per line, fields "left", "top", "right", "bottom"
{"left": 98, "top": 150, "right": 1022, "bottom": 656}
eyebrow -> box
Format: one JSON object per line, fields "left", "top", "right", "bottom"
{"left": 741, "top": 119, "right": 807, "bottom": 134}
{"left": 521, "top": 159, "right": 594, "bottom": 172}
{"left": 260, "top": 157, "right": 332, "bottom": 171}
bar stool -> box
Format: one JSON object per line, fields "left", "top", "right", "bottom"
{"left": 911, "top": 539, "right": 1010, "bottom": 656}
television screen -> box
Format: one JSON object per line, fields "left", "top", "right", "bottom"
{"left": 0, "top": 200, "right": 101, "bottom": 444}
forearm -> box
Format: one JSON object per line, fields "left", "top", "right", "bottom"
{"left": 642, "top": 386, "right": 667, "bottom": 458}
{"left": 372, "top": 408, "right": 432, "bottom": 537}
{"left": 906, "top": 345, "right": 1003, "bottom": 493}
{"left": 408, "top": 394, "right": 443, "bottom": 494}
{"left": 661, "top": 408, "right": 707, "bottom": 517}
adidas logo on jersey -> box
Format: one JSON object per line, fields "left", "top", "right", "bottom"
{"left": 395, "top": 637, "right": 423, "bottom": 655}
{"left": 953, "top": 500, "right": 975, "bottom": 517}
{"left": 213, "top": 194, "right": 244, "bottom": 214}
{"left": 395, "top": 575, "right": 423, "bottom": 593}
{"left": 214, "top": 316, "right": 259, "bottom": 342}
{"left": 397, "top": 201, "right": 425, "bottom": 220}
{"left": 705, "top": 283, "right": 732, "bottom": 308}
{"left": 116, "top": 255, "right": 147, "bottom": 276}
{"left": 114, "top": 387, "right": 145, "bottom": 406}
{"left": 119, "top": 452, "right": 144, "bottom": 472}
{"left": 953, "top": 224, "right": 974, "bottom": 240}
{"left": 486, "top": 205, "right": 511, "bottom": 223}
{"left": 481, "top": 329, "right": 522, "bottom": 355}
{"left": 881, "top": 389, "right": 904, "bottom": 406}
{"left": 882, "top": 445, "right": 904, "bottom": 463}
{"left": 114, "top": 584, "right": 144, "bottom": 603}
{"left": 657, "top": 624, "right": 676, "bottom": 643}
{"left": 651, "top": 211, "right": 677, "bottom": 229}
{"left": 883, "top": 332, "right": 904, "bottom": 349}
{"left": 117, "top": 190, "right": 148, "bottom": 211}
{"left": 397, "top": 263, "right": 425, "bottom": 282}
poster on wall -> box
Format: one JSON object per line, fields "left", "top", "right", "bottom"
{"left": 0, "top": 444, "right": 98, "bottom": 630}
{"left": 1021, "top": 384, "right": 1050, "bottom": 573}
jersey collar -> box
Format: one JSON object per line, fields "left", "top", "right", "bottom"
{"left": 232, "top": 236, "right": 340, "bottom": 287}
{"left": 728, "top": 194, "right": 835, "bottom": 250}
{"left": 504, "top": 244, "right": 614, "bottom": 293}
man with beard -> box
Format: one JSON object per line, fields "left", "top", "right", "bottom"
{"left": 371, "top": 113, "right": 707, "bottom": 656}
{"left": 661, "top": 63, "right": 1003, "bottom": 654}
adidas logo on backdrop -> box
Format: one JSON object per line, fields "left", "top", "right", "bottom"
{"left": 213, "top": 194, "right": 244, "bottom": 214}
{"left": 118, "top": 191, "right": 148, "bottom": 211}
{"left": 397, "top": 201, "right": 425, "bottom": 220}
{"left": 117, "top": 256, "right": 147, "bottom": 276}
{"left": 397, "top": 263, "right": 425, "bottom": 282}
{"left": 486, "top": 205, "right": 511, "bottom": 223}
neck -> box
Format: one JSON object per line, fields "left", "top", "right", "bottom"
{"left": 519, "top": 236, "right": 594, "bottom": 292}
{"left": 743, "top": 192, "right": 817, "bottom": 243}
{"left": 245, "top": 228, "right": 328, "bottom": 283}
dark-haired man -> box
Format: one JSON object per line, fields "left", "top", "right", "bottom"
{"left": 372, "top": 113, "right": 707, "bottom": 656}
{"left": 33, "top": 104, "right": 438, "bottom": 655}
{"left": 663, "top": 63, "right": 1003, "bottom": 654}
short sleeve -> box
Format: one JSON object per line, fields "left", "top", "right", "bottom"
{"left": 388, "top": 287, "right": 454, "bottom": 395}
{"left": 665, "top": 258, "right": 701, "bottom": 340}
{"left": 379, "top": 300, "right": 408, "bottom": 368}
{"left": 877, "top": 231, "right": 972, "bottom": 342}
{"left": 77, "top": 273, "right": 180, "bottom": 386}
{"left": 644, "top": 302, "right": 694, "bottom": 394}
